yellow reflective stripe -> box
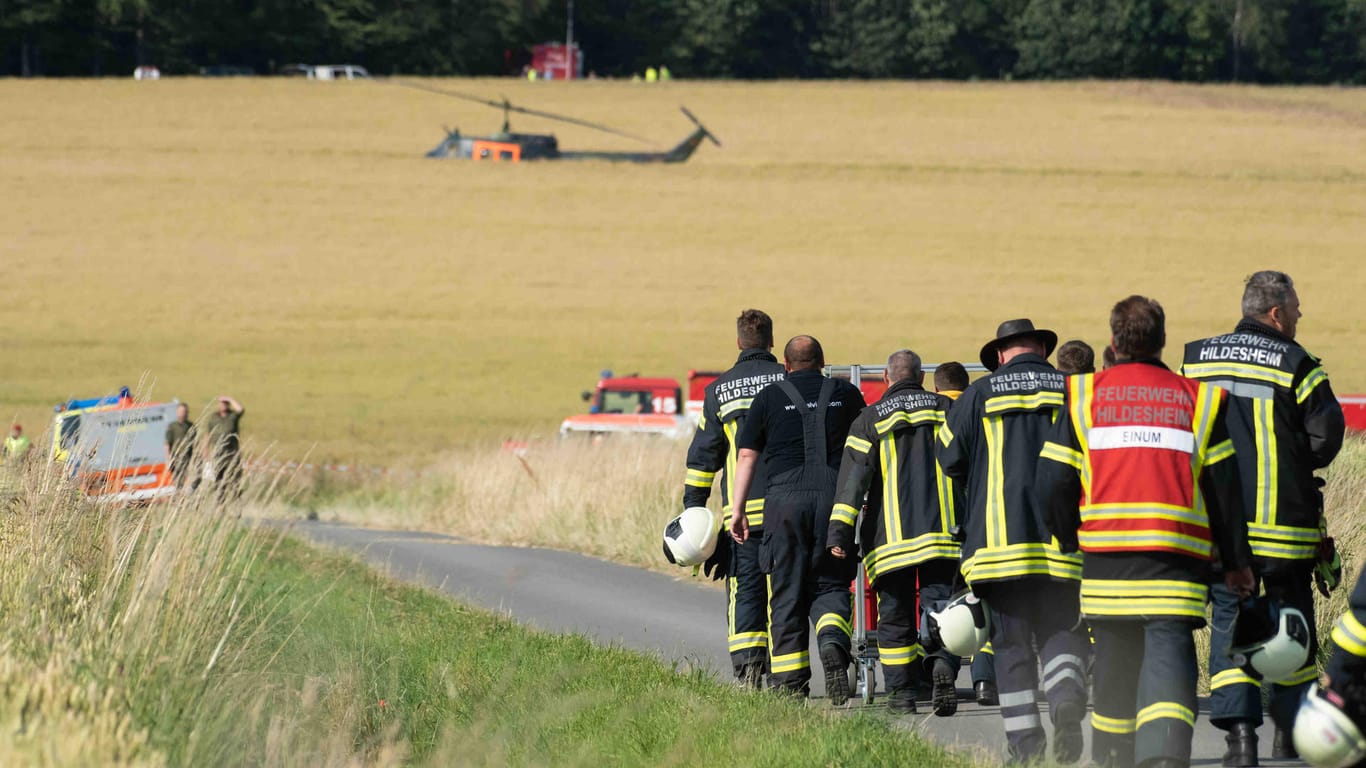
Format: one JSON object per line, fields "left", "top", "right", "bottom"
{"left": 718, "top": 398, "right": 755, "bottom": 419}
{"left": 1040, "top": 441, "right": 1082, "bottom": 470}
{"left": 1183, "top": 362, "right": 1293, "bottom": 388}
{"left": 1205, "top": 438, "right": 1236, "bottom": 465}
{"left": 1081, "top": 579, "right": 1207, "bottom": 617}
{"left": 1070, "top": 374, "right": 1095, "bottom": 498}
{"left": 815, "top": 613, "right": 851, "bottom": 638}
{"left": 728, "top": 632, "right": 767, "bottom": 652}
{"left": 865, "top": 534, "right": 962, "bottom": 581}
{"left": 984, "top": 391, "right": 1065, "bottom": 414}
{"left": 1211, "top": 668, "right": 1261, "bottom": 690}
{"left": 878, "top": 645, "right": 924, "bottom": 666}
{"left": 1136, "top": 702, "right": 1195, "bottom": 728}
{"left": 1248, "top": 522, "right": 1320, "bottom": 560}
{"left": 684, "top": 468, "right": 716, "bottom": 488}
{"left": 936, "top": 461, "right": 954, "bottom": 534}
{"left": 1081, "top": 502, "right": 1210, "bottom": 525}
{"left": 844, "top": 434, "right": 872, "bottom": 454}
{"left": 979, "top": 642, "right": 993, "bottom": 655}
{"left": 984, "top": 416, "right": 1006, "bottom": 549}
{"left": 831, "top": 504, "right": 858, "bottom": 527}
{"left": 881, "top": 435, "right": 902, "bottom": 543}
{"left": 1091, "top": 712, "right": 1137, "bottom": 734}
{"left": 723, "top": 421, "right": 740, "bottom": 514}
{"left": 746, "top": 512, "right": 764, "bottom": 528}
{"left": 1078, "top": 531, "right": 1212, "bottom": 558}
{"left": 770, "top": 651, "right": 810, "bottom": 673}
{"left": 1296, "top": 367, "right": 1329, "bottom": 404}
{"left": 1252, "top": 397, "right": 1277, "bottom": 527}
{"left": 938, "top": 422, "right": 953, "bottom": 447}
{"left": 728, "top": 575, "right": 738, "bottom": 643}
{"left": 1277, "top": 665, "right": 1320, "bottom": 687}
{"left": 874, "top": 409, "right": 943, "bottom": 435}
{"left": 962, "top": 544, "right": 1082, "bottom": 583}
{"left": 1333, "top": 613, "right": 1366, "bottom": 658}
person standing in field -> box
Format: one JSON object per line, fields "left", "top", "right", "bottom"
{"left": 933, "top": 361, "right": 999, "bottom": 707}
{"left": 1181, "top": 270, "right": 1345, "bottom": 765}
{"left": 936, "top": 319, "right": 1089, "bottom": 764}
{"left": 203, "top": 396, "right": 245, "bottom": 501}
{"left": 1039, "top": 296, "right": 1254, "bottom": 768}
{"left": 165, "top": 403, "right": 197, "bottom": 492}
{"left": 3, "top": 424, "right": 32, "bottom": 463}
{"left": 681, "top": 309, "right": 785, "bottom": 688}
{"left": 729, "top": 335, "right": 866, "bottom": 703}
{"left": 1056, "top": 340, "right": 1096, "bottom": 375}
{"left": 827, "top": 349, "right": 961, "bottom": 716}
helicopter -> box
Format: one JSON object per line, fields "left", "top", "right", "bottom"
{"left": 397, "top": 81, "right": 720, "bottom": 163}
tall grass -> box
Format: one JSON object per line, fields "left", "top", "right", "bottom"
{"left": 313, "top": 436, "right": 685, "bottom": 571}
{"left": 0, "top": 457, "right": 408, "bottom": 765}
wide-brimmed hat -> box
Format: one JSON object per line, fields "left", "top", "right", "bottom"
{"left": 979, "top": 319, "right": 1058, "bottom": 371}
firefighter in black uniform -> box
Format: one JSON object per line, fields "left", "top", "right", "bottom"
{"left": 1181, "top": 270, "right": 1345, "bottom": 765}
{"left": 681, "top": 309, "right": 786, "bottom": 687}
{"left": 1040, "top": 296, "right": 1255, "bottom": 768}
{"left": 729, "top": 335, "right": 866, "bottom": 703}
{"left": 936, "top": 319, "right": 1090, "bottom": 765}
{"left": 936, "top": 362, "right": 999, "bottom": 707}
{"left": 826, "top": 349, "right": 962, "bottom": 716}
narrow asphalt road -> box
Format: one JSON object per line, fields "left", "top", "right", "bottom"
{"left": 283, "top": 521, "right": 1306, "bottom": 767}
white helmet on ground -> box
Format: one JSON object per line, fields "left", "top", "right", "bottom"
{"left": 1294, "top": 683, "right": 1366, "bottom": 768}
{"left": 662, "top": 506, "right": 719, "bottom": 567}
{"left": 1228, "top": 597, "right": 1312, "bottom": 683}
{"left": 926, "top": 591, "right": 991, "bottom": 657}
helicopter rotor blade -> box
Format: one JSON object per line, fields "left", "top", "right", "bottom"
{"left": 680, "top": 106, "right": 721, "bottom": 147}
{"left": 388, "top": 79, "right": 656, "bottom": 146}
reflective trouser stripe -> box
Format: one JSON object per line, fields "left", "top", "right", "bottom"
{"left": 770, "top": 651, "right": 810, "bottom": 673}
{"left": 1137, "top": 702, "right": 1195, "bottom": 728}
{"left": 1211, "top": 668, "right": 1261, "bottom": 690}
{"left": 878, "top": 645, "right": 923, "bottom": 666}
{"left": 1333, "top": 612, "right": 1366, "bottom": 658}
{"left": 728, "top": 632, "right": 767, "bottom": 652}
{"left": 1092, "top": 712, "right": 1137, "bottom": 734}
{"left": 815, "top": 613, "right": 851, "bottom": 638}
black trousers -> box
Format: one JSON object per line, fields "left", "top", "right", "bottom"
{"left": 971, "top": 642, "right": 997, "bottom": 685}
{"left": 214, "top": 452, "right": 243, "bottom": 502}
{"left": 875, "top": 560, "right": 959, "bottom": 694}
{"left": 1091, "top": 619, "right": 1199, "bottom": 768}
{"left": 727, "top": 532, "right": 769, "bottom": 675}
{"left": 760, "top": 487, "right": 857, "bottom": 694}
{"left": 977, "top": 578, "right": 1090, "bottom": 763}
{"left": 1208, "top": 562, "right": 1319, "bottom": 731}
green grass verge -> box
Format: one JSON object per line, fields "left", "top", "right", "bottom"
{"left": 249, "top": 535, "right": 976, "bottom": 767}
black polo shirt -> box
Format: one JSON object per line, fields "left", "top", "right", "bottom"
{"left": 737, "top": 369, "right": 866, "bottom": 476}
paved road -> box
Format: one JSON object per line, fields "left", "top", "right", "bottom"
{"left": 283, "top": 521, "right": 1307, "bottom": 766}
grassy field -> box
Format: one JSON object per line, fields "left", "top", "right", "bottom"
{"left": 1, "top": 79, "right": 1364, "bottom": 462}
{"left": 0, "top": 461, "right": 974, "bottom": 767}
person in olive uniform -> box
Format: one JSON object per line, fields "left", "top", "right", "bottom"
{"left": 165, "top": 403, "right": 197, "bottom": 491}
{"left": 203, "top": 396, "right": 245, "bottom": 501}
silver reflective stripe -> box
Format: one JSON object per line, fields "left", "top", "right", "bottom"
{"left": 998, "top": 690, "right": 1038, "bottom": 708}
{"left": 1003, "top": 714, "right": 1043, "bottom": 732}
{"left": 1207, "top": 378, "right": 1275, "bottom": 401}
{"left": 1042, "top": 654, "right": 1086, "bottom": 677}
{"left": 1044, "top": 667, "right": 1085, "bottom": 692}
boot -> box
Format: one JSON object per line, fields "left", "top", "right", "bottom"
{"left": 974, "top": 680, "right": 999, "bottom": 706}
{"left": 819, "top": 643, "right": 851, "bottom": 707}
{"left": 1271, "top": 727, "right": 1297, "bottom": 759}
{"left": 886, "top": 686, "right": 917, "bottom": 715}
{"left": 931, "top": 658, "right": 958, "bottom": 716}
{"left": 1052, "top": 700, "right": 1086, "bottom": 765}
{"left": 1222, "top": 721, "right": 1258, "bottom": 767}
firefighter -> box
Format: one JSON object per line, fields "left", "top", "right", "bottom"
{"left": 681, "top": 309, "right": 786, "bottom": 688}
{"left": 1294, "top": 569, "right": 1366, "bottom": 767}
{"left": 1056, "top": 340, "right": 1097, "bottom": 375}
{"left": 3, "top": 424, "right": 31, "bottom": 463}
{"left": 729, "top": 335, "right": 866, "bottom": 703}
{"left": 1181, "top": 270, "right": 1346, "bottom": 765}
{"left": 826, "top": 349, "right": 960, "bottom": 716}
{"left": 1040, "top": 296, "right": 1255, "bottom": 768}
{"left": 936, "top": 318, "right": 1089, "bottom": 764}
{"left": 933, "top": 361, "right": 998, "bottom": 706}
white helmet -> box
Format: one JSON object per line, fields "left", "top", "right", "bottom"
{"left": 1294, "top": 683, "right": 1366, "bottom": 768}
{"left": 1228, "top": 597, "right": 1312, "bottom": 683}
{"left": 926, "top": 591, "right": 991, "bottom": 657}
{"left": 662, "top": 506, "right": 719, "bottom": 567}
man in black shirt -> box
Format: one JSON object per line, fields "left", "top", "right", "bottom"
{"left": 730, "top": 335, "right": 866, "bottom": 702}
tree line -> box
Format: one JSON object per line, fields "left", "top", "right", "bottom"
{"left": 4, "top": 0, "right": 1365, "bottom": 83}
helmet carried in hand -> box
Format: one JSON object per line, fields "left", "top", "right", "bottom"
{"left": 925, "top": 590, "right": 991, "bottom": 657}
{"left": 1228, "top": 596, "right": 1311, "bottom": 683}
{"left": 662, "top": 506, "right": 720, "bottom": 567}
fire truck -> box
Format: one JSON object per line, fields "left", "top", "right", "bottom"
{"left": 51, "top": 388, "right": 177, "bottom": 503}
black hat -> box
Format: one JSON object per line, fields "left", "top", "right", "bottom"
{"left": 979, "top": 319, "right": 1058, "bottom": 371}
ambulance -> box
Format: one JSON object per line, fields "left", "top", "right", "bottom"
{"left": 51, "top": 388, "right": 178, "bottom": 503}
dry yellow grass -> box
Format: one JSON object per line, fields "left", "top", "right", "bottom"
{"left": 1, "top": 79, "right": 1364, "bottom": 462}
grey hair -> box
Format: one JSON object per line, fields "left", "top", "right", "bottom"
{"left": 886, "top": 349, "right": 922, "bottom": 383}
{"left": 1242, "top": 271, "right": 1295, "bottom": 318}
